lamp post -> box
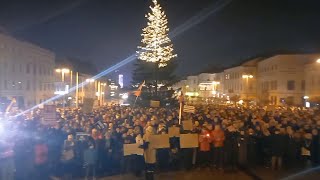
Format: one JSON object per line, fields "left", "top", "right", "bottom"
{"left": 242, "top": 74, "right": 253, "bottom": 106}
{"left": 81, "top": 78, "right": 85, "bottom": 104}
{"left": 76, "top": 72, "right": 79, "bottom": 108}
{"left": 97, "top": 81, "right": 101, "bottom": 105}
{"left": 69, "top": 70, "right": 79, "bottom": 108}
{"left": 101, "top": 83, "right": 107, "bottom": 106}
{"left": 55, "top": 68, "right": 70, "bottom": 109}
{"left": 70, "top": 70, "right": 73, "bottom": 89}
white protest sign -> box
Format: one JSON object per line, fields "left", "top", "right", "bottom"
{"left": 123, "top": 144, "right": 144, "bottom": 156}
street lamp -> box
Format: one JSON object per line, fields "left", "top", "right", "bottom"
{"left": 242, "top": 75, "right": 253, "bottom": 79}
{"left": 242, "top": 74, "right": 254, "bottom": 106}
{"left": 56, "top": 68, "right": 70, "bottom": 82}
{"left": 316, "top": 59, "right": 320, "bottom": 63}
{"left": 86, "top": 79, "right": 95, "bottom": 83}
{"left": 55, "top": 68, "right": 70, "bottom": 109}
{"left": 99, "top": 82, "right": 107, "bottom": 106}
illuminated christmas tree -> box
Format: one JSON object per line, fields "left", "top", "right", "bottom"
{"left": 137, "top": 0, "right": 177, "bottom": 68}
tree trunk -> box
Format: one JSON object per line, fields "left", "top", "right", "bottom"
{"left": 154, "top": 62, "right": 158, "bottom": 98}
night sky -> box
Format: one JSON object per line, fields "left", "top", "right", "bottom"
{"left": 1, "top": 0, "right": 320, "bottom": 85}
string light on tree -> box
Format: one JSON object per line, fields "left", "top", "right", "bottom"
{"left": 137, "top": 0, "right": 177, "bottom": 68}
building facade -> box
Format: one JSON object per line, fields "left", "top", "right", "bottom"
{"left": 185, "top": 76, "right": 199, "bottom": 97}
{"left": 0, "top": 33, "right": 55, "bottom": 109}
{"left": 174, "top": 54, "right": 320, "bottom": 106}
{"left": 223, "top": 60, "right": 258, "bottom": 103}
{"left": 173, "top": 73, "right": 223, "bottom": 104}
{"left": 197, "top": 73, "right": 220, "bottom": 98}
{"left": 257, "top": 54, "right": 318, "bottom": 106}
{"left": 304, "top": 59, "right": 320, "bottom": 104}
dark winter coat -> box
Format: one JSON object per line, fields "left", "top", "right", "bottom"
{"left": 269, "top": 134, "right": 287, "bottom": 156}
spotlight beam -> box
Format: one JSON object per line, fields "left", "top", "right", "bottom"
{"left": 169, "top": 0, "right": 233, "bottom": 39}
{"left": 14, "top": 54, "right": 136, "bottom": 117}
{"left": 14, "top": 0, "right": 233, "bottom": 118}
{"left": 280, "top": 166, "right": 320, "bottom": 180}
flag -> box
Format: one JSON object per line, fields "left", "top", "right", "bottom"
{"left": 134, "top": 81, "right": 145, "bottom": 97}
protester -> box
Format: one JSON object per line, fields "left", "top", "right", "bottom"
{"left": 0, "top": 138, "right": 14, "bottom": 180}
{"left": 311, "top": 129, "right": 320, "bottom": 166}
{"left": 61, "top": 134, "right": 76, "bottom": 179}
{"left": 143, "top": 126, "right": 156, "bottom": 180}
{"left": 0, "top": 104, "right": 319, "bottom": 179}
{"left": 198, "top": 129, "right": 211, "bottom": 168}
{"left": 301, "top": 133, "right": 313, "bottom": 167}
{"left": 34, "top": 134, "right": 49, "bottom": 180}
{"left": 285, "top": 127, "right": 301, "bottom": 168}
{"left": 225, "top": 125, "right": 240, "bottom": 171}
{"left": 83, "top": 137, "right": 98, "bottom": 180}
{"left": 238, "top": 129, "right": 248, "bottom": 166}
{"left": 269, "top": 129, "right": 287, "bottom": 170}
{"left": 132, "top": 130, "right": 145, "bottom": 176}
{"left": 102, "top": 131, "right": 113, "bottom": 175}
{"left": 211, "top": 124, "right": 225, "bottom": 170}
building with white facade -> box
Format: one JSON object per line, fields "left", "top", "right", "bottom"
{"left": 197, "top": 73, "right": 220, "bottom": 98}
{"left": 185, "top": 76, "right": 199, "bottom": 97}
{"left": 303, "top": 57, "right": 320, "bottom": 104}
{"left": 174, "top": 53, "right": 320, "bottom": 106}
{"left": 257, "top": 54, "right": 318, "bottom": 106}
{"left": 223, "top": 59, "right": 258, "bottom": 103}
{"left": 172, "top": 73, "right": 223, "bottom": 104}
{"left": 215, "top": 72, "right": 225, "bottom": 95}
{"left": 0, "top": 33, "right": 55, "bottom": 109}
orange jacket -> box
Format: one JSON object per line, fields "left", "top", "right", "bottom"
{"left": 211, "top": 129, "right": 225, "bottom": 147}
{"left": 199, "top": 133, "right": 212, "bottom": 152}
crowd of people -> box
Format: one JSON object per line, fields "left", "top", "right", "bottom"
{"left": 0, "top": 104, "right": 320, "bottom": 180}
